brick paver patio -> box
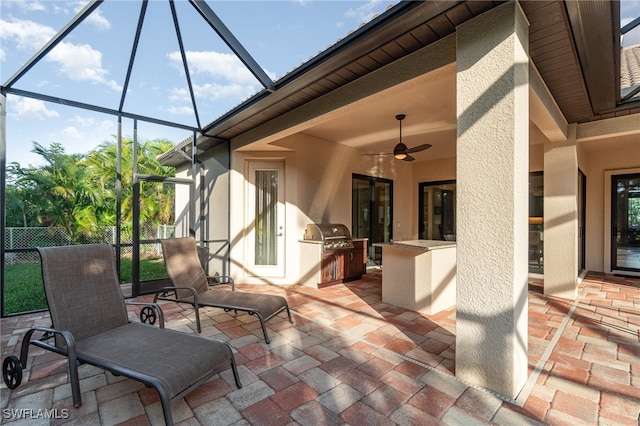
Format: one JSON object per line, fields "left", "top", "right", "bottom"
{"left": 1, "top": 270, "right": 638, "bottom": 425}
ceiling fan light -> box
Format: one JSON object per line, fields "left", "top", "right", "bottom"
{"left": 393, "top": 142, "right": 407, "bottom": 159}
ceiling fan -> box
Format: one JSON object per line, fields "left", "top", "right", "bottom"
{"left": 364, "top": 114, "right": 432, "bottom": 161}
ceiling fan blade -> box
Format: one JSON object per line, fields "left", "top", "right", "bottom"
{"left": 405, "top": 143, "right": 432, "bottom": 153}
{"left": 403, "top": 154, "right": 415, "bottom": 161}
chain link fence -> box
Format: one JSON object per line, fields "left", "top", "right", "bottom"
{"left": 4, "top": 225, "right": 175, "bottom": 265}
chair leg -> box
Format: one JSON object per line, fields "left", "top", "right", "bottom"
{"left": 194, "top": 304, "right": 202, "bottom": 333}
{"left": 257, "top": 314, "right": 271, "bottom": 344}
{"left": 285, "top": 305, "right": 293, "bottom": 324}
{"left": 67, "top": 360, "right": 82, "bottom": 408}
{"left": 157, "top": 388, "right": 174, "bottom": 426}
{"left": 230, "top": 355, "right": 243, "bottom": 389}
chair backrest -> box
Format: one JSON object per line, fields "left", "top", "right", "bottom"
{"left": 160, "top": 237, "right": 209, "bottom": 297}
{"left": 37, "top": 244, "right": 129, "bottom": 343}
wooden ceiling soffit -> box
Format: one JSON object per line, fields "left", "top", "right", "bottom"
{"left": 564, "top": 0, "right": 617, "bottom": 114}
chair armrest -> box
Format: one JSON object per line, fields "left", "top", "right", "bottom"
{"left": 125, "top": 301, "right": 165, "bottom": 328}
{"left": 152, "top": 286, "right": 200, "bottom": 305}
{"left": 20, "top": 326, "right": 82, "bottom": 408}
{"left": 207, "top": 275, "right": 235, "bottom": 291}
{"left": 150, "top": 286, "right": 196, "bottom": 302}
{"left": 20, "top": 326, "right": 77, "bottom": 366}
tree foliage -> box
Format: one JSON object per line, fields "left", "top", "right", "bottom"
{"left": 6, "top": 138, "right": 176, "bottom": 241}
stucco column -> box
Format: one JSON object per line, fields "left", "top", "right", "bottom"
{"left": 543, "top": 124, "right": 578, "bottom": 298}
{"left": 455, "top": 2, "right": 529, "bottom": 398}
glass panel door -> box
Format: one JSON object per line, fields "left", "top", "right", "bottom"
{"left": 612, "top": 173, "right": 640, "bottom": 272}
{"left": 418, "top": 180, "right": 456, "bottom": 241}
{"left": 578, "top": 170, "right": 586, "bottom": 272}
{"left": 352, "top": 178, "right": 371, "bottom": 245}
{"left": 529, "top": 172, "right": 544, "bottom": 274}
{"left": 254, "top": 170, "right": 278, "bottom": 266}
{"left": 247, "top": 161, "right": 285, "bottom": 277}
{"left": 352, "top": 174, "right": 393, "bottom": 266}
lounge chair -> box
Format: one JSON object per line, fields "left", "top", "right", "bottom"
{"left": 157, "top": 237, "right": 293, "bottom": 344}
{"left": 1, "top": 244, "right": 241, "bottom": 426}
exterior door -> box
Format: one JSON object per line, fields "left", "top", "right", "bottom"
{"left": 352, "top": 174, "right": 393, "bottom": 265}
{"left": 418, "top": 180, "right": 456, "bottom": 241}
{"left": 578, "top": 170, "right": 586, "bottom": 273}
{"left": 247, "top": 161, "right": 285, "bottom": 277}
{"left": 611, "top": 172, "right": 640, "bottom": 274}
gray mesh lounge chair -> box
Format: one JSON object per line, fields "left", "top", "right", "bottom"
{"left": 1, "top": 244, "right": 241, "bottom": 426}
{"left": 157, "top": 237, "right": 293, "bottom": 344}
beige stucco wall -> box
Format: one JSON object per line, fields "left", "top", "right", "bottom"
{"left": 454, "top": 0, "right": 530, "bottom": 397}
{"left": 579, "top": 134, "right": 640, "bottom": 272}
{"left": 208, "top": 114, "right": 636, "bottom": 286}
{"left": 174, "top": 143, "right": 231, "bottom": 276}
{"left": 543, "top": 127, "right": 579, "bottom": 298}
{"left": 229, "top": 133, "right": 416, "bottom": 284}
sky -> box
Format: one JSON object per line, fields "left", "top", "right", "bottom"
{"left": 1, "top": 0, "right": 398, "bottom": 167}
{"left": 1, "top": 0, "right": 639, "bottom": 168}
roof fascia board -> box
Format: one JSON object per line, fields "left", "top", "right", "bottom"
{"left": 3, "top": 87, "right": 198, "bottom": 132}
{"left": 273, "top": 0, "right": 434, "bottom": 88}
{"left": 232, "top": 34, "right": 457, "bottom": 149}
{"left": 189, "top": 0, "right": 274, "bottom": 91}
{"left": 3, "top": 0, "right": 103, "bottom": 89}
{"left": 200, "top": 1, "right": 462, "bottom": 138}
{"left": 564, "top": 0, "right": 617, "bottom": 114}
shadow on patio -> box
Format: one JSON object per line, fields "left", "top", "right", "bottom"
{"left": 1, "top": 271, "right": 638, "bottom": 425}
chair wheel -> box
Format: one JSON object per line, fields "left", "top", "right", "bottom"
{"left": 3, "top": 355, "right": 23, "bottom": 389}
{"left": 140, "top": 306, "right": 157, "bottom": 325}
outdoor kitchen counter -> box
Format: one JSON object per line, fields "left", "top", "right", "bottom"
{"left": 374, "top": 240, "right": 456, "bottom": 315}
{"left": 299, "top": 238, "right": 368, "bottom": 288}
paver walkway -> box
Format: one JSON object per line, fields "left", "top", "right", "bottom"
{"left": 1, "top": 270, "right": 638, "bottom": 425}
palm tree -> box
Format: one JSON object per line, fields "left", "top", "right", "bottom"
{"left": 8, "top": 139, "right": 175, "bottom": 242}
{"left": 83, "top": 137, "right": 175, "bottom": 237}
{"left": 12, "top": 142, "right": 104, "bottom": 240}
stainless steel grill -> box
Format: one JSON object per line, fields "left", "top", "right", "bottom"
{"left": 304, "top": 223, "right": 355, "bottom": 251}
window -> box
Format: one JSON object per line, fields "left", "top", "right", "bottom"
{"left": 352, "top": 174, "right": 393, "bottom": 266}
{"left": 418, "top": 173, "right": 544, "bottom": 273}
{"left": 418, "top": 181, "right": 456, "bottom": 241}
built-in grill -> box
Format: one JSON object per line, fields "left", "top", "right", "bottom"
{"left": 304, "top": 223, "right": 355, "bottom": 251}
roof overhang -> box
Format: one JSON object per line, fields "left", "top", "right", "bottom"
{"left": 565, "top": 0, "right": 618, "bottom": 114}
{"left": 159, "top": 0, "right": 634, "bottom": 167}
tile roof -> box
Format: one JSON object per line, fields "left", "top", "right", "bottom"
{"left": 621, "top": 44, "right": 640, "bottom": 98}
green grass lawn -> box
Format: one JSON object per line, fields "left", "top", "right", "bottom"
{"left": 3, "top": 258, "right": 168, "bottom": 315}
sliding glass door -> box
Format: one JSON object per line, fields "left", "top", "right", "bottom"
{"left": 418, "top": 180, "right": 456, "bottom": 241}
{"left": 352, "top": 174, "right": 393, "bottom": 265}
{"left": 611, "top": 173, "right": 640, "bottom": 273}
{"left": 419, "top": 174, "right": 544, "bottom": 274}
